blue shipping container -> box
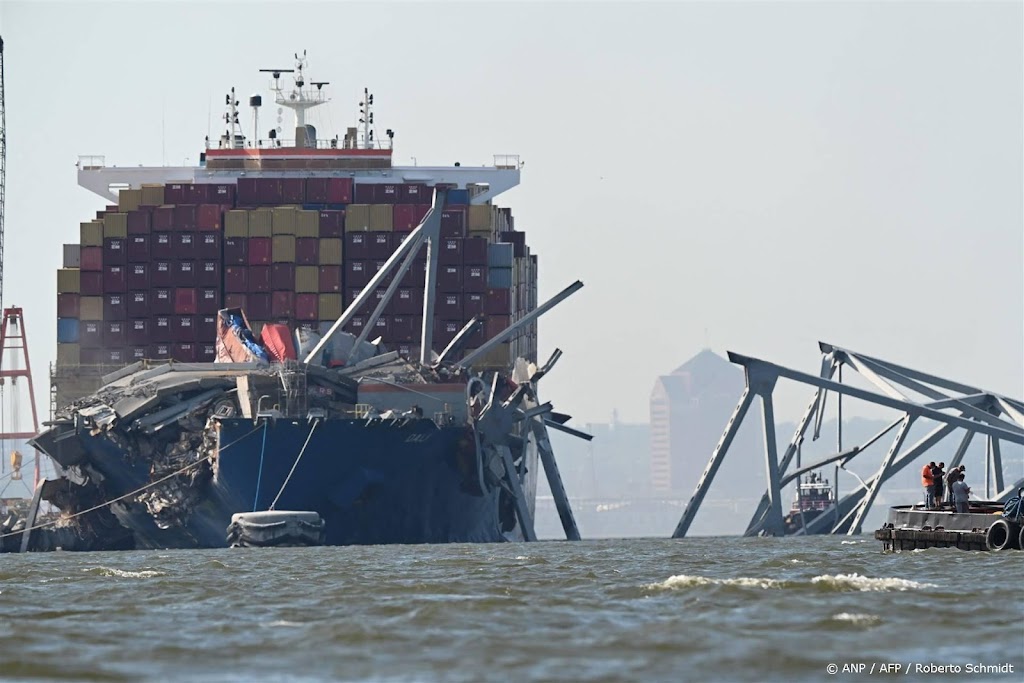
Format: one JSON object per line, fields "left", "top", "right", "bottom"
{"left": 447, "top": 189, "right": 469, "bottom": 205}
{"left": 57, "top": 318, "right": 80, "bottom": 343}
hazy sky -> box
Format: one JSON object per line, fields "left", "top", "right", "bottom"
{"left": 1, "top": 1, "right": 1021, "bottom": 430}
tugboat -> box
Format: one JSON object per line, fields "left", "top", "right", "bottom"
{"left": 783, "top": 471, "right": 835, "bottom": 535}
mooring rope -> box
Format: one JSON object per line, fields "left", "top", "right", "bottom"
{"left": 0, "top": 423, "right": 265, "bottom": 541}
{"left": 269, "top": 418, "right": 319, "bottom": 511}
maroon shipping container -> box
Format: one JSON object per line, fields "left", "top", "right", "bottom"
{"left": 354, "top": 184, "right": 375, "bottom": 204}
{"left": 498, "top": 231, "right": 527, "bottom": 257}
{"left": 126, "top": 264, "right": 148, "bottom": 292}
{"left": 57, "top": 293, "right": 80, "bottom": 318}
{"left": 225, "top": 293, "right": 247, "bottom": 311}
{"left": 80, "top": 271, "right": 103, "bottom": 296}
{"left": 326, "top": 177, "right": 353, "bottom": 204}
{"left": 399, "top": 261, "right": 426, "bottom": 288}
{"left": 463, "top": 265, "right": 487, "bottom": 292}
{"left": 127, "top": 209, "right": 152, "bottom": 234}
{"left": 255, "top": 177, "right": 283, "bottom": 205}
{"left": 153, "top": 206, "right": 175, "bottom": 231}
{"left": 225, "top": 266, "right": 247, "bottom": 293}
{"left": 104, "top": 292, "right": 127, "bottom": 320}
{"left": 295, "top": 293, "right": 318, "bottom": 321}
{"left": 485, "top": 315, "right": 512, "bottom": 341}
{"left": 198, "top": 232, "right": 222, "bottom": 259}
{"left": 174, "top": 205, "right": 197, "bottom": 231}
{"left": 199, "top": 342, "right": 216, "bottom": 361}
{"left": 103, "top": 321, "right": 126, "bottom": 347}
{"left": 440, "top": 209, "right": 466, "bottom": 237}
{"left": 437, "top": 265, "right": 462, "bottom": 291}
{"left": 197, "top": 261, "right": 221, "bottom": 287}
{"left": 345, "top": 233, "right": 370, "bottom": 260}
{"left": 280, "top": 177, "right": 305, "bottom": 204}
{"left": 249, "top": 265, "right": 272, "bottom": 292}
{"left": 79, "top": 321, "right": 102, "bottom": 349}
{"left": 128, "top": 290, "right": 150, "bottom": 317}
{"left": 151, "top": 261, "right": 173, "bottom": 287}
{"left": 196, "top": 204, "right": 222, "bottom": 230}
{"left": 198, "top": 287, "right": 220, "bottom": 314}
{"left": 151, "top": 232, "right": 173, "bottom": 259}
{"left": 127, "top": 319, "right": 150, "bottom": 345}
{"left": 103, "top": 237, "right": 128, "bottom": 265}
{"left": 127, "top": 235, "right": 150, "bottom": 263}
{"left": 79, "top": 348, "right": 103, "bottom": 364}
{"left": 271, "top": 291, "right": 295, "bottom": 318}
{"left": 164, "top": 183, "right": 188, "bottom": 205}
{"left": 348, "top": 315, "right": 366, "bottom": 337}
{"left": 399, "top": 183, "right": 428, "bottom": 204}
{"left": 197, "top": 314, "right": 217, "bottom": 340}
{"left": 81, "top": 246, "right": 103, "bottom": 272}
{"left": 224, "top": 237, "right": 247, "bottom": 265}
{"left": 271, "top": 263, "right": 295, "bottom": 291}
{"left": 394, "top": 287, "right": 423, "bottom": 315}
{"left": 318, "top": 265, "right": 342, "bottom": 293}
{"left": 174, "top": 261, "right": 195, "bottom": 286}
{"left": 296, "top": 238, "right": 319, "bottom": 265}
{"left": 347, "top": 260, "right": 369, "bottom": 288}
{"left": 248, "top": 237, "right": 272, "bottom": 266}
{"left": 436, "top": 292, "right": 463, "bottom": 320}
{"left": 237, "top": 178, "right": 259, "bottom": 205}
{"left": 389, "top": 315, "right": 413, "bottom": 342}
{"left": 150, "top": 343, "right": 171, "bottom": 360}
{"left": 104, "top": 265, "right": 127, "bottom": 292}
{"left": 463, "top": 237, "right": 488, "bottom": 266}
{"left": 209, "top": 183, "right": 236, "bottom": 206}
{"left": 364, "top": 233, "right": 390, "bottom": 260}
{"left": 392, "top": 204, "right": 416, "bottom": 231}
{"left": 104, "top": 349, "right": 126, "bottom": 365}
{"left": 370, "top": 315, "right": 390, "bottom": 338}
{"left": 175, "top": 288, "right": 198, "bottom": 314}
{"left": 439, "top": 238, "right": 462, "bottom": 266}
{"left": 185, "top": 183, "right": 210, "bottom": 204}
{"left": 305, "top": 177, "right": 328, "bottom": 203}
{"left": 174, "top": 232, "right": 197, "bottom": 259}
{"left": 247, "top": 293, "right": 272, "bottom": 319}
{"left": 435, "top": 319, "right": 462, "bottom": 346}
{"left": 485, "top": 288, "right": 514, "bottom": 315}
{"left": 317, "top": 210, "right": 344, "bottom": 238}
{"left": 172, "top": 343, "right": 197, "bottom": 363}
{"left": 152, "top": 288, "right": 173, "bottom": 315}
{"left": 152, "top": 315, "right": 172, "bottom": 342}
{"left": 376, "top": 184, "right": 399, "bottom": 204}
{"left": 173, "top": 315, "right": 196, "bottom": 342}
{"left": 129, "top": 346, "right": 148, "bottom": 361}
{"left": 464, "top": 292, "right": 485, "bottom": 316}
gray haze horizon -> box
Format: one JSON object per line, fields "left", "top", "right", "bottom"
{"left": 0, "top": 2, "right": 1021, "bottom": 435}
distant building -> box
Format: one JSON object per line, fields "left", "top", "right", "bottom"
{"left": 544, "top": 412, "right": 651, "bottom": 500}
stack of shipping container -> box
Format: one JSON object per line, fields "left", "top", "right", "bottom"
{"left": 55, "top": 176, "right": 537, "bottom": 401}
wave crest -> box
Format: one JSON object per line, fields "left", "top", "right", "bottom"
{"left": 832, "top": 612, "right": 882, "bottom": 624}
{"left": 84, "top": 567, "right": 166, "bottom": 579}
{"left": 649, "top": 575, "right": 784, "bottom": 590}
{"left": 811, "top": 573, "right": 934, "bottom": 592}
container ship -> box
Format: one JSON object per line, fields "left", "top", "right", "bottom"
{"left": 10, "top": 54, "right": 585, "bottom": 552}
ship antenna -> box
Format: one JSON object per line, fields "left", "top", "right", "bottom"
{"left": 220, "top": 87, "right": 243, "bottom": 149}
{"left": 359, "top": 87, "right": 375, "bottom": 149}
{"left": 260, "top": 51, "right": 328, "bottom": 147}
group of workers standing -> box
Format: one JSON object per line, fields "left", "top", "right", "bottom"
{"left": 921, "top": 461, "right": 972, "bottom": 513}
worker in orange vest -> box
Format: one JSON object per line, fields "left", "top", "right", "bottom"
{"left": 921, "top": 461, "right": 936, "bottom": 509}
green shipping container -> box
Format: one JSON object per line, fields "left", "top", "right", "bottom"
{"left": 318, "top": 238, "right": 343, "bottom": 265}
{"left": 57, "top": 268, "right": 81, "bottom": 294}
{"left": 225, "top": 210, "right": 249, "bottom": 238}
{"left": 467, "top": 205, "right": 492, "bottom": 231}
{"left": 295, "top": 266, "right": 318, "bottom": 293}
{"left": 272, "top": 235, "right": 296, "bottom": 263}
{"left": 103, "top": 213, "right": 129, "bottom": 238}
{"left": 80, "top": 296, "right": 104, "bottom": 321}
{"left": 141, "top": 184, "right": 165, "bottom": 206}
{"left": 248, "top": 209, "right": 273, "bottom": 237}
{"left": 344, "top": 205, "right": 371, "bottom": 232}
{"left": 369, "top": 204, "right": 393, "bottom": 231}
{"left": 318, "top": 294, "right": 343, "bottom": 320}
{"left": 272, "top": 207, "right": 297, "bottom": 235}
{"left": 118, "top": 188, "right": 142, "bottom": 212}
{"left": 57, "top": 343, "right": 81, "bottom": 366}
{"left": 80, "top": 221, "right": 104, "bottom": 246}
{"left": 295, "top": 210, "right": 319, "bottom": 238}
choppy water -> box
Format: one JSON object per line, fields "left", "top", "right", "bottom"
{"left": 1, "top": 537, "right": 1021, "bottom": 682}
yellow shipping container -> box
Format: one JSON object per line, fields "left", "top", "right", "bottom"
{"left": 57, "top": 268, "right": 81, "bottom": 294}
{"left": 467, "top": 205, "right": 492, "bottom": 231}
{"left": 272, "top": 235, "right": 296, "bottom": 263}
{"left": 295, "top": 266, "right": 319, "bottom": 293}
{"left": 80, "top": 296, "right": 104, "bottom": 321}
{"left": 248, "top": 209, "right": 273, "bottom": 237}
{"left": 319, "top": 294, "right": 343, "bottom": 320}
{"left": 57, "top": 343, "right": 81, "bottom": 366}
{"left": 119, "top": 188, "right": 143, "bottom": 212}
{"left": 103, "top": 213, "right": 129, "bottom": 238}
{"left": 295, "top": 210, "right": 319, "bottom": 238}
{"left": 141, "top": 184, "right": 165, "bottom": 206}
{"left": 318, "top": 238, "right": 343, "bottom": 265}
{"left": 272, "top": 206, "right": 297, "bottom": 235}
{"left": 80, "top": 221, "right": 104, "bottom": 247}
{"left": 344, "top": 204, "right": 371, "bottom": 232}
{"left": 225, "top": 210, "right": 249, "bottom": 238}
{"left": 369, "top": 204, "right": 393, "bottom": 231}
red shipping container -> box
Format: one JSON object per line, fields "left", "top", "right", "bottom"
{"left": 198, "top": 287, "right": 221, "bottom": 314}
{"left": 175, "top": 204, "right": 197, "bottom": 231}
{"left": 199, "top": 343, "right": 216, "bottom": 361}
{"left": 81, "top": 246, "right": 103, "bottom": 272}
{"left": 152, "top": 316, "right": 172, "bottom": 342}
{"left": 224, "top": 237, "right": 248, "bottom": 265}
{"left": 151, "top": 232, "right": 172, "bottom": 259}
{"left": 271, "top": 263, "right": 295, "bottom": 291}
{"left": 198, "top": 232, "right": 222, "bottom": 259}
{"left": 326, "top": 177, "right": 353, "bottom": 204}
{"left": 295, "top": 293, "right": 318, "bottom": 321}
{"left": 225, "top": 266, "right": 247, "bottom": 293}
{"left": 463, "top": 265, "right": 487, "bottom": 292}
{"left": 375, "top": 184, "right": 399, "bottom": 204}
{"left": 150, "top": 343, "right": 171, "bottom": 360}
{"left": 126, "top": 263, "right": 148, "bottom": 290}
{"left": 185, "top": 183, "right": 211, "bottom": 204}
{"left": 104, "top": 265, "right": 127, "bottom": 292}
{"left": 102, "top": 321, "right": 125, "bottom": 347}
{"left": 80, "top": 271, "right": 103, "bottom": 296}
{"left": 225, "top": 293, "right": 247, "bottom": 311}
{"left": 196, "top": 204, "right": 222, "bottom": 230}
{"left": 127, "top": 291, "right": 149, "bottom": 317}
{"left": 127, "top": 319, "right": 150, "bottom": 345}
{"left": 280, "top": 177, "right": 305, "bottom": 204}
{"left": 247, "top": 293, "right": 272, "bottom": 319}
{"left": 153, "top": 206, "right": 175, "bottom": 231}
{"left": 248, "top": 237, "right": 272, "bottom": 265}
{"left": 197, "top": 314, "right": 217, "bottom": 340}
{"left": 209, "top": 183, "right": 236, "bottom": 206}
{"left": 127, "top": 235, "right": 150, "bottom": 263}
{"left": 174, "top": 232, "right": 197, "bottom": 259}
{"left": 318, "top": 266, "right": 342, "bottom": 292}
{"left": 175, "top": 261, "right": 196, "bottom": 286}
{"left": 485, "top": 288, "right": 513, "bottom": 315}
{"left": 261, "top": 324, "right": 297, "bottom": 361}
{"left": 249, "top": 265, "right": 272, "bottom": 292}
{"left": 175, "top": 288, "right": 198, "bottom": 314}
{"left": 271, "top": 291, "right": 295, "bottom": 318}
{"left": 437, "top": 265, "right": 462, "bottom": 291}
{"left": 437, "top": 292, "right": 463, "bottom": 320}
{"left": 197, "top": 261, "right": 221, "bottom": 287}
{"left": 79, "top": 321, "right": 102, "bottom": 349}
{"left": 296, "top": 238, "right": 319, "bottom": 265}
{"left": 255, "top": 177, "right": 283, "bottom": 205}
{"left": 129, "top": 346, "right": 148, "bottom": 361}
{"left": 354, "top": 184, "right": 375, "bottom": 204}
{"left": 172, "top": 342, "right": 197, "bottom": 363}
{"left": 305, "top": 177, "right": 328, "bottom": 203}
{"left": 164, "top": 183, "right": 188, "bottom": 204}
{"left": 399, "top": 183, "right": 428, "bottom": 204}
{"left": 127, "top": 209, "right": 152, "bottom": 234}
{"left": 173, "top": 315, "right": 196, "bottom": 342}
{"left": 317, "top": 210, "right": 344, "bottom": 238}
{"left": 439, "top": 238, "right": 462, "bottom": 266}
{"left": 152, "top": 288, "right": 173, "bottom": 315}
{"left": 57, "top": 293, "right": 80, "bottom": 318}
{"left": 367, "top": 233, "right": 393, "bottom": 259}
{"left": 464, "top": 292, "right": 485, "bottom": 316}
{"left": 463, "top": 237, "right": 488, "bottom": 265}
{"left": 392, "top": 204, "right": 416, "bottom": 231}
{"left": 104, "top": 292, "right": 127, "bottom": 320}
{"left": 346, "top": 233, "right": 370, "bottom": 260}
{"left": 347, "top": 260, "right": 369, "bottom": 288}
{"left": 394, "top": 287, "right": 423, "bottom": 315}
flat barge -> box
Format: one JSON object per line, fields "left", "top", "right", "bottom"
{"left": 875, "top": 500, "right": 1024, "bottom": 552}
